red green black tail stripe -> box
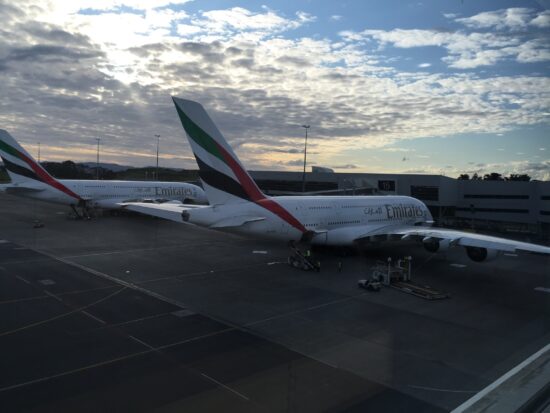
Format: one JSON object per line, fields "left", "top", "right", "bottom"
{"left": 175, "top": 101, "right": 306, "bottom": 233}
{"left": 0, "top": 140, "right": 81, "bottom": 200}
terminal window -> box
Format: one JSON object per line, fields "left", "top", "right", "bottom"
{"left": 411, "top": 185, "right": 439, "bottom": 201}
{"left": 464, "top": 194, "right": 529, "bottom": 199}
{"left": 457, "top": 207, "right": 529, "bottom": 214}
{"left": 378, "top": 180, "right": 395, "bottom": 191}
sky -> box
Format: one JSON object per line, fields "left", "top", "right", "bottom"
{"left": 0, "top": 0, "right": 549, "bottom": 179}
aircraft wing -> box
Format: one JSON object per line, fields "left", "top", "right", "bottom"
{"left": 210, "top": 216, "right": 265, "bottom": 229}
{"left": 121, "top": 202, "right": 205, "bottom": 223}
{"left": 355, "top": 225, "right": 550, "bottom": 255}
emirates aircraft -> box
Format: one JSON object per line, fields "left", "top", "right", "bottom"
{"left": 0, "top": 129, "right": 207, "bottom": 217}
{"left": 124, "top": 97, "right": 550, "bottom": 262}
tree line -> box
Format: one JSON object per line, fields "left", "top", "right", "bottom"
{"left": 457, "top": 172, "right": 531, "bottom": 181}
{"left": 0, "top": 161, "right": 199, "bottom": 182}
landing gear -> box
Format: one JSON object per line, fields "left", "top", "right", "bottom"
{"left": 70, "top": 204, "right": 83, "bottom": 219}
{"left": 287, "top": 242, "right": 320, "bottom": 272}
{"left": 70, "top": 203, "right": 92, "bottom": 220}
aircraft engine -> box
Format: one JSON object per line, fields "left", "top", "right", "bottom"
{"left": 465, "top": 246, "right": 499, "bottom": 262}
{"left": 423, "top": 238, "right": 451, "bottom": 253}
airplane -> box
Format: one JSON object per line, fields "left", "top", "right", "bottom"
{"left": 123, "top": 97, "right": 550, "bottom": 262}
{"left": 0, "top": 129, "right": 207, "bottom": 218}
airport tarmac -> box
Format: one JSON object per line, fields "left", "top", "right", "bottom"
{"left": 0, "top": 192, "right": 548, "bottom": 412}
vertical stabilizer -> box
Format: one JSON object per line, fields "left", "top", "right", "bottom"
{"left": 0, "top": 129, "right": 80, "bottom": 200}
{"left": 172, "top": 97, "right": 265, "bottom": 205}
{"left": 0, "top": 129, "right": 49, "bottom": 184}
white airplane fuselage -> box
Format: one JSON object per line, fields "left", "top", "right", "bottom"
{"left": 124, "top": 97, "right": 550, "bottom": 260}
{"left": 184, "top": 195, "right": 432, "bottom": 245}
{"left": 7, "top": 179, "right": 207, "bottom": 208}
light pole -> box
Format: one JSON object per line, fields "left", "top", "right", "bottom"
{"left": 155, "top": 134, "right": 160, "bottom": 180}
{"left": 95, "top": 138, "right": 101, "bottom": 179}
{"left": 301, "top": 125, "right": 310, "bottom": 193}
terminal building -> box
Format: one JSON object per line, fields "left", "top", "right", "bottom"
{"left": 250, "top": 170, "right": 550, "bottom": 240}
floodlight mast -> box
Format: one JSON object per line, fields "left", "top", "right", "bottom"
{"left": 155, "top": 134, "right": 160, "bottom": 180}
{"left": 301, "top": 125, "right": 310, "bottom": 193}
{"left": 95, "top": 138, "right": 101, "bottom": 179}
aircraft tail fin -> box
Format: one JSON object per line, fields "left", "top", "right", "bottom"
{"left": 0, "top": 129, "right": 81, "bottom": 200}
{"left": 172, "top": 97, "right": 266, "bottom": 205}
{"left": 0, "top": 129, "right": 54, "bottom": 185}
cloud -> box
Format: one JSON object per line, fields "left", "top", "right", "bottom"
{"left": 189, "top": 7, "right": 315, "bottom": 39}
{"left": 530, "top": 10, "right": 550, "bottom": 28}
{"left": 330, "top": 15, "right": 343, "bottom": 21}
{"left": 0, "top": 2, "right": 548, "bottom": 177}
{"left": 4, "top": 44, "right": 101, "bottom": 62}
{"left": 357, "top": 27, "right": 549, "bottom": 69}
{"left": 279, "top": 159, "right": 307, "bottom": 167}
{"left": 454, "top": 8, "right": 550, "bottom": 31}
{"left": 418, "top": 63, "right": 431, "bottom": 68}
{"left": 381, "top": 147, "right": 416, "bottom": 152}
{"left": 455, "top": 8, "right": 534, "bottom": 30}
{"left": 47, "top": 0, "right": 190, "bottom": 12}
{"left": 346, "top": 8, "right": 550, "bottom": 69}
{"left": 331, "top": 164, "right": 358, "bottom": 169}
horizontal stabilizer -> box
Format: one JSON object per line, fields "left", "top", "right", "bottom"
{"left": 210, "top": 216, "right": 265, "bottom": 229}
{"left": 5, "top": 186, "right": 44, "bottom": 194}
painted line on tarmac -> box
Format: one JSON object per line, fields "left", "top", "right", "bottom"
{"left": 407, "top": 384, "right": 476, "bottom": 394}
{"left": 0, "top": 287, "right": 127, "bottom": 337}
{"left": 534, "top": 287, "right": 550, "bottom": 294}
{"left": 0, "top": 326, "right": 234, "bottom": 393}
{"left": 0, "top": 284, "right": 118, "bottom": 306}
{"left": 129, "top": 335, "right": 155, "bottom": 350}
{"left": 59, "top": 242, "right": 226, "bottom": 260}
{"left": 44, "top": 291, "right": 63, "bottom": 302}
{"left": 15, "top": 275, "right": 31, "bottom": 285}
{"left": 201, "top": 373, "right": 250, "bottom": 401}
{"left": 82, "top": 310, "right": 106, "bottom": 325}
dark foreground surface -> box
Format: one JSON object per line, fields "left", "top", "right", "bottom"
{"left": 0, "top": 193, "right": 548, "bottom": 412}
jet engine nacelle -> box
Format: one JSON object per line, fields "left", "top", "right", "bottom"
{"left": 423, "top": 238, "right": 451, "bottom": 253}
{"left": 465, "top": 246, "right": 499, "bottom": 262}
